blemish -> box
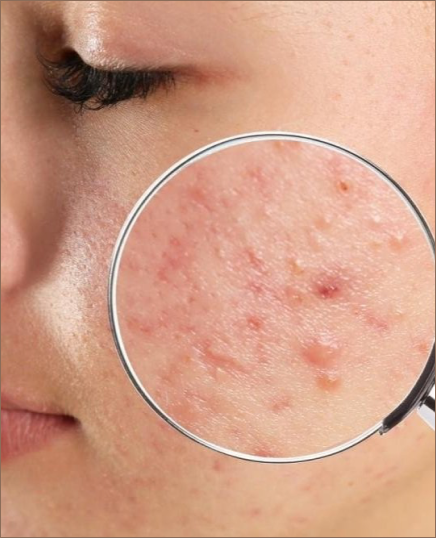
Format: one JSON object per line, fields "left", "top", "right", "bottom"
{"left": 288, "top": 257, "right": 305, "bottom": 275}
{"left": 336, "top": 178, "right": 351, "bottom": 193}
{"left": 245, "top": 247, "right": 267, "bottom": 273}
{"left": 212, "top": 459, "right": 223, "bottom": 473}
{"left": 246, "top": 315, "right": 264, "bottom": 331}
{"left": 197, "top": 340, "right": 249, "bottom": 378}
{"left": 249, "top": 507, "right": 262, "bottom": 518}
{"left": 245, "top": 165, "right": 271, "bottom": 199}
{"left": 364, "top": 313, "right": 390, "bottom": 332}
{"left": 316, "top": 371, "right": 342, "bottom": 392}
{"left": 252, "top": 446, "right": 275, "bottom": 458}
{"left": 388, "top": 230, "right": 409, "bottom": 252}
{"left": 283, "top": 285, "right": 305, "bottom": 307}
{"left": 187, "top": 184, "right": 213, "bottom": 211}
{"left": 314, "top": 214, "right": 332, "bottom": 231}
{"left": 246, "top": 279, "right": 266, "bottom": 295}
{"left": 302, "top": 335, "right": 342, "bottom": 369}
{"left": 314, "top": 274, "right": 343, "bottom": 299}
{"left": 270, "top": 396, "right": 293, "bottom": 413}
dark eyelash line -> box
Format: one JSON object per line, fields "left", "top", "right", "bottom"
{"left": 38, "top": 51, "right": 176, "bottom": 111}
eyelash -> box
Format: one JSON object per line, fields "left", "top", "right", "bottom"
{"left": 38, "top": 51, "right": 176, "bottom": 111}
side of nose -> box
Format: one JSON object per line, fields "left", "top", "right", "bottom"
{"left": 1, "top": 189, "right": 31, "bottom": 295}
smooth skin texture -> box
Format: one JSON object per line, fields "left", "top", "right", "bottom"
{"left": 1, "top": 1, "right": 435, "bottom": 537}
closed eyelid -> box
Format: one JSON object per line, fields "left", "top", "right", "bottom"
{"left": 37, "top": 50, "right": 177, "bottom": 111}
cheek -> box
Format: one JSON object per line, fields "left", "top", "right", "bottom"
{"left": 117, "top": 141, "right": 434, "bottom": 457}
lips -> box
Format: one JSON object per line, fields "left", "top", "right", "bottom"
{"left": 1, "top": 395, "right": 77, "bottom": 463}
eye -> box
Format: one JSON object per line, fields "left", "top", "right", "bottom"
{"left": 38, "top": 50, "right": 176, "bottom": 112}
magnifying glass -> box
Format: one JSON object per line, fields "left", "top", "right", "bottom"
{"left": 108, "top": 132, "right": 435, "bottom": 464}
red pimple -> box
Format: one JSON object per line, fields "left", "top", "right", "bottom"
{"left": 245, "top": 165, "right": 272, "bottom": 199}
{"left": 314, "top": 277, "right": 342, "bottom": 299}
{"left": 245, "top": 247, "right": 267, "bottom": 273}
{"left": 302, "top": 336, "right": 342, "bottom": 369}
{"left": 246, "top": 314, "right": 264, "bottom": 331}
{"left": 187, "top": 183, "right": 213, "bottom": 211}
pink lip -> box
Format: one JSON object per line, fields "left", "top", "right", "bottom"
{"left": 1, "top": 394, "right": 77, "bottom": 463}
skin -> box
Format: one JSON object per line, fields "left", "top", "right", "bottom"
{"left": 1, "top": 1, "right": 435, "bottom": 537}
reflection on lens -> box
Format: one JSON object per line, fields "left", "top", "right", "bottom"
{"left": 110, "top": 134, "right": 435, "bottom": 461}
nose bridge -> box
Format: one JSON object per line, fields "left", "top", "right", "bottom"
{"left": 1, "top": 3, "right": 67, "bottom": 297}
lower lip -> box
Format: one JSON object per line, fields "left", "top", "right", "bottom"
{"left": 1, "top": 409, "right": 77, "bottom": 463}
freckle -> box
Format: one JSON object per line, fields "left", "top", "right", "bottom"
{"left": 246, "top": 315, "right": 264, "bottom": 331}
{"left": 316, "top": 371, "right": 342, "bottom": 392}
{"left": 302, "top": 336, "right": 342, "bottom": 369}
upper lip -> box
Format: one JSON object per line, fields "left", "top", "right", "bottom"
{"left": 1, "top": 391, "right": 70, "bottom": 416}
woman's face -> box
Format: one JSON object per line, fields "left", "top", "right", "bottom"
{"left": 1, "top": 2, "right": 434, "bottom": 537}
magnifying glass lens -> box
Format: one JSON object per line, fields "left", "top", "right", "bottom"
{"left": 112, "top": 136, "right": 435, "bottom": 461}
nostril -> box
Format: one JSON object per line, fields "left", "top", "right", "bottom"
{"left": 1, "top": 203, "right": 30, "bottom": 295}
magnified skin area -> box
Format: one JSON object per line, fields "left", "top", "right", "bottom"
{"left": 117, "top": 140, "right": 435, "bottom": 457}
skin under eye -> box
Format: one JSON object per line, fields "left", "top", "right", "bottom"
{"left": 38, "top": 50, "right": 176, "bottom": 111}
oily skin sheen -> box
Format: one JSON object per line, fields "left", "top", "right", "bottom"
{"left": 1, "top": 1, "right": 435, "bottom": 537}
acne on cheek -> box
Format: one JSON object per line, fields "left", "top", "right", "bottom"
{"left": 121, "top": 142, "right": 433, "bottom": 441}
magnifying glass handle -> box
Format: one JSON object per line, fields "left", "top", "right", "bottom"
{"left": 418, "top": 385, "right": 435, "bottom": 430}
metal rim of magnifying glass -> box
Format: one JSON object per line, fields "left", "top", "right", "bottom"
{"left": 108, "top": 131, "right": 435, "bottom": 464}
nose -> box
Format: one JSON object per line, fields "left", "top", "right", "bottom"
{"left": 1, "top": 187, "right": 31, "bottom": 295}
